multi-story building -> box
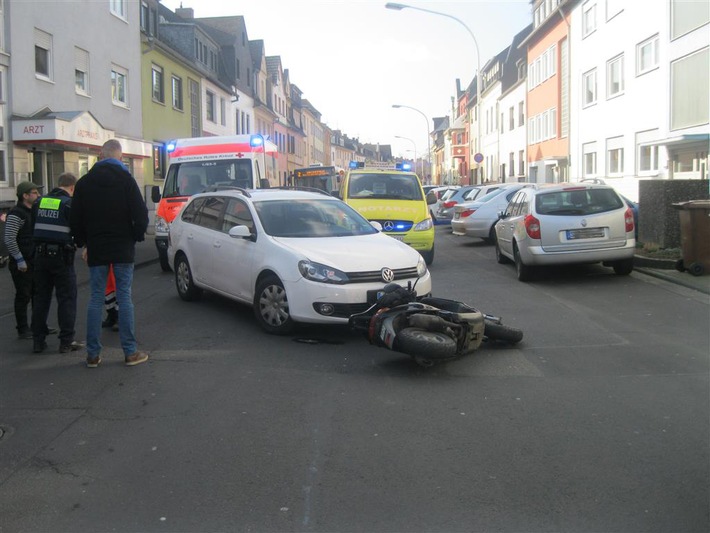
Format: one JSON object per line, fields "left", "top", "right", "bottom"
{"left": 519, "top": 0, "right": 574, "bottom": 184}
{"left": 498, "top": 24, "right": 532, "bottom": 184}
{"left": 570, "top": 0, "right": 709, "bottom": 200}
{"left": 249, "top": 39, "right": 279, "bottom": 184}
{"left": 266, "top": 55, "right": 289, "bottom": 186}
{"left": 302, "top": 99, "right": 325, "bottom": 167}
{"left": 286, "top": 81, "right": 306, "bottom": 178}
{"left": 3, "top": 0, "right": 152, "bottom": 204}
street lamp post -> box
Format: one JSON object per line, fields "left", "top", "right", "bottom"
{"left": 392, "top": 104, "right": 431, "bottom": 184}
{"left": 394, "top": 135, "right": 417, "bottom": 175}
{"left": 385, "top": 2, "right": 482, "bottom": 184}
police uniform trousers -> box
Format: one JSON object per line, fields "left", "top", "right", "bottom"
{"left": 31, "top": 246, "right": 77, "bottom": 344}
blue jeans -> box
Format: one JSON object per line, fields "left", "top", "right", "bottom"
{"left": 87, "top": 264, "right": 137, "bottom": 358}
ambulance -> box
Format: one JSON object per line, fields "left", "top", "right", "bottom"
{"left": 340, "top": 161, "right": 437, "bottom": 264}
{"left": 151, "top": 134, "right": 278, "bottom": 271}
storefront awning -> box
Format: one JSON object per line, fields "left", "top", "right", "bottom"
{"left": 12, "top": 110, "right": 151, "bottom": 158}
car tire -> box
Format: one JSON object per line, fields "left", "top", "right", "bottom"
{"left": 175, "top": 254, "right": 202, "bottom": 301}
{"left": 484, "top": 319, "right": 523, "bottom": 344}
{"left": 397, "top": 327, "right": 457, "bottom": 359}
{"left": 612, "top": 258, "right": 634, "bottom": 276}
{"left": 421, "top": 245, "right": 435, "bottom": 266}
{"left": 514, "top": 243, "right": 534, "bottom": 282}
{"left": 484, "top": 224, "right": 497, "bottom": 244}
{"left": 158, "top": 248, "right": 171, "bottom": 272}
{"left": 253, "top": 275, "right": 295, "bottom": 335}
{"left": 495, "top": 240, "right": 510, "bottom": 264}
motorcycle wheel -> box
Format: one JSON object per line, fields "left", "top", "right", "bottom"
{"left": 397, "top": 327, "right": 457, "bottom": 359}
{"left": 484, "top": 320, "right": 523, "bottom": 344}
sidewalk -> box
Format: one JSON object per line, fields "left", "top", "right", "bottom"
{"left": 1, "top": 237, "right": 708, "bottom": 320}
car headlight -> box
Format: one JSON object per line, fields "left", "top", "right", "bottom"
{"left": 155, "top": 215, "right": 170, "bottom": 234}
{"left": 413, "top": 217, "right": 433, "bottom": 231}
{"left": 416, "top": 256, "right": 427, "bottom": 277}
{"left": 298, "top": 260, "right": 350, "bottom": 284}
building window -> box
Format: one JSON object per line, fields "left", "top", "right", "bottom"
{"left": 606, "top": 0, "right": 623, "bottom": 20}
{"left": 508, "top": 107, "right": 514, "bottom": 131}
{"left": 206, "top": 90, "right": 215, "bottom": 122}
{"left": 671, "top": 0, "right": 710, "bottom": 40}
{"left": 583, "top": 1, "right": 597, "bottom": 38}
{"left": 111, "top": 65, "right": 128, "bottom": 106}
{"left": 583, "top": 142, "right": 597, "bottom": 177}
{"left": 583, "top": 68, "right": 597, "bottom": 106}
{"left": 509, "top": 152, "right": 515, "bottom": 177}
{"left": 110, "top": 0, "right": 126, "bottom": 19}
{"left": 671, "top": 47, "right": 709, "bottom": 130}
{"left": 153, "top": 144, "right": 164, "bottom": 179}
{"left": 220, "top": 97, "right": 226, "bottom": 126}
{"left": 518, "top": 101, "right": 525, "bottom": 127}
{"left": 151, "top": 64, "right": 164, "bottom": 103}
{"left": 34, "top": 28, "right": 52, "bottom": 80}
{"left": 172, "top": 76, "right": 183, "bottom": 110}
{"left": 74, "top": 47, "right": 89, "bottom": 95}
{"left": 607, "top": 137, "right": 624, "bottom": 176}
{"left": 636, "top": 35, "right": 659, "bottom": 76}
{"left": 607, "top": 54, "right": 624, "bottom": 98}
{"left": 140, "top": 1, "right": 149, "bottom": 32}
{"left": 518, "top": 150, "right": 525, "bottom": 176}
{"left": 638, "top": 144, "right": 658, "bottom": 173}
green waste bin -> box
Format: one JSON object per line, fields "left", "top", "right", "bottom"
{"left": 673, "top": 200, "right": 710, "bottom": 276}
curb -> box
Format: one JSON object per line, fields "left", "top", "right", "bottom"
{"left": 634, "top": 266, "right": 710, "bottom": 295}
{"left": 633, "top": 255, "right": 678, "bottom": 270}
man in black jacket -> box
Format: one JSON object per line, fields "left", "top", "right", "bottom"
{"left": 70, "top": 139, "right": 149, "bottom": 368}
{"left": 3, "top": 181, "right": 43, "bottom": 339}
{"left": 31, "top": 173, "right": 85, "bottom": 354}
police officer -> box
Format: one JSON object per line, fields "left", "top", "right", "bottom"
{"left": 31, "top": 173, "right": 84, "bottom": 354}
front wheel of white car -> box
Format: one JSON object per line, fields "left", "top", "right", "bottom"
{"left": 253, "top": 275, "right": 296, "bottom": 335}
{"left": 175, "top": 254, "right": 202, "bottom": 301}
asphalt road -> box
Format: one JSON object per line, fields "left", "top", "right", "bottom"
{"left": 1, "top": 226, "right": 708, "bottom": 532}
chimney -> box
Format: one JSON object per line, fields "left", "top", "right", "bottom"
{"left": 175, "top": 6, "right": 194, "bottom": 20}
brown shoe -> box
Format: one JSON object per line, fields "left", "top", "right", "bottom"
{"left": 125, "top": 351, "right": 149, "bottom": 366}
{"left": 86, "top": 357, "right": 101, "bottom": 368}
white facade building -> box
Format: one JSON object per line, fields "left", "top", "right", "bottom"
{"left": 2, "top": 0, "right": 152, "bottom": 203}
{"left": 570, "top": 0, "right": 709, "bottom": 201}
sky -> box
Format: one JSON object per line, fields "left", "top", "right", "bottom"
{"left": 160, "top": 0, "right": 532, "bottom": 159}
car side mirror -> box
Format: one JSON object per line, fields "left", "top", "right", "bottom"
{"left": 426, "top": 192, "right": 437, "bottom": 205}
{"left": 151, "top": 185, "right": 161, "bottom": 203}
{"left": 228, "top": 225, "right": 254, "bottom": 241}
{"left": 497, "top": 209, "right": 507, "bottom": 220}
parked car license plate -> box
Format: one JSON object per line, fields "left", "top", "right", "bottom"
{"left": 566, "top": 228, "right": 605, "bottom": 240}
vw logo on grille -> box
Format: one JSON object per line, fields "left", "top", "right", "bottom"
{"left": 581, "top": 219, "right": 588, "bottom": 227}
{"left": 381, "top": 268, "right": 395, "bottom": 282}
{"left": 383, "top": 221, "right": 395, "bottom": 231}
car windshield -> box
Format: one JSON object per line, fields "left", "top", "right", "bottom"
{"left": 163, "top": 160, "right": 254, "bottom": 198}
{"left": 536, "top": 188, "right": 625, "bottom": 216}
{"left": 254, "top": 199, "right": 379, "bottom": 238}
{"left": 347, "top": 173, "right": 423, "bottom": 200}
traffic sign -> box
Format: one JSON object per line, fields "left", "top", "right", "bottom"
{"left": 474, "top": 152, "right": 484, "bottom": 164}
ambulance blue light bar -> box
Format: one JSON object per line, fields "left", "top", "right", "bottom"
{"left": 250, "top": 135, "right": 264, "bottom": 148}
{"left": 397, "top": 162, "right": 412, "bottom": 171}
{"left": 349, "top": 161, "right": 365, "bottom": 169}
{"left": 166, "top": 140, "right": 177, "bottom": 153}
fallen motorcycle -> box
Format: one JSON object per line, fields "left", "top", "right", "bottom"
{"left": 349, "top": 282, "right": 523, "bottom": 367}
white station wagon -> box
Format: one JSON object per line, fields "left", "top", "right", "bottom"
{"left": 494, "top": 183, "right": 636, "bottom": 281}
{"left": 167, "top": 188, "right": 432, "bottom": 333}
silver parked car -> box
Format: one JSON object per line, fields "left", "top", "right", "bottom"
{"left": 494, "top": 183, "right": 636, "bottom": 281}
{"left": 451, "top": 183, "right": 534, "bottom": 242}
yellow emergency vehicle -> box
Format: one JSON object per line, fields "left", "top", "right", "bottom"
{"left": 340, "top": 162, "right": 436, "bottom": 264}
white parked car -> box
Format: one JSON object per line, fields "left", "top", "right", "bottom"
{"left": 494, "top": 183, "right": 636, "bottom": 281}
{"left": 450, "top": 183, "right": 534, "bottom": 243}
{"left": 167, "top": 188, "right": 432, "bottom": 334}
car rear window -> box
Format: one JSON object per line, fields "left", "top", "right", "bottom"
{"left": 536, "top": 188, "right": 624, "bottom": 216}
